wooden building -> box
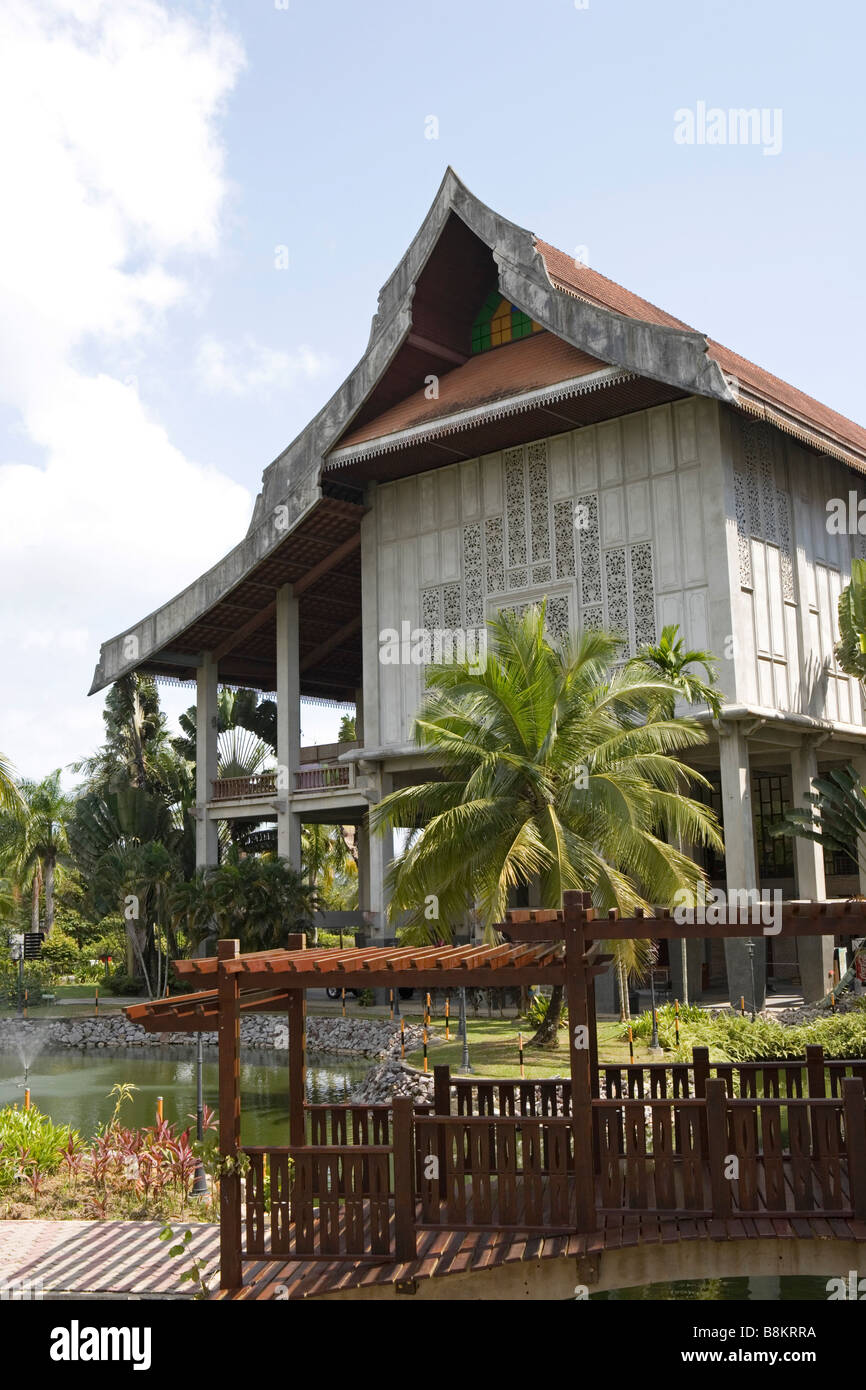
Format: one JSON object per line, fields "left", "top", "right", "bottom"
{"left": 90, "top": 170, "right": 866, "bottom": 1008}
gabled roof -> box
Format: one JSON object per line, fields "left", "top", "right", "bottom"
{"left": 538, "top": 239, "right": 866, "bottom": 460}
{"left": 89, "top": 168, "right": 866, "bottom": 698}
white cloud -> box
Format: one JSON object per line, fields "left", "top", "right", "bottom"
{"left": 195, "top": 334, "right": 332, "bottom": 397}
{"left": 0, "top": 0, "right": 248, "bottom": 782}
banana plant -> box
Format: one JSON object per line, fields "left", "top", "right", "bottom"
{"left": 836, "top": 558, "right": 866, "bottom": 678}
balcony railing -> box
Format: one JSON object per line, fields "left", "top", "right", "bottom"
{"left": 294, "top": 763, "right": 355, "bottom": 793}
{"left": 210, "top": 755, "right": 358, "bottom": 802}
{"left": 211, "top": 773, "right": 277, "bottom": 802}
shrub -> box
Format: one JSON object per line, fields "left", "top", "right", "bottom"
{"left": 623, "top": 1000, "right": 866, "bottom": 1062}
{"left": 104, "top": 970, "right": 146, "bottom": 997}
{"left": 314, "top": 929, "right": 358, "bottom": 949}
{"left": 0, "top": 1105, "right": 81, "bottom": 1190}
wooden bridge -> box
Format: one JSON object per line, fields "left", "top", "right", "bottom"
{"left": 126, "top": 894, "right": 866, "bottom": 1300}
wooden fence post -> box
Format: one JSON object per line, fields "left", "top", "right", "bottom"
{"left": 693, "top": 1046, "right": 710, "bottom": 1153}
{"left": 843, "top": 1078, "right": 866, "bottom": 1220}
{"left": 806, "top": 1044, "right": 826, "bottom": 1097}
{"left": 433, "top": 1065, "right": 450, "bottom": 1200}
{"left": 392, "top": 1096, "right": 417, "bottom": 1261}
{"left": 705, "top": 1078, "right": 732, "bottom": 1218}
{"left": 806, "top": 1044, "right": 826, "bottom": 1162}
{"left": 564, "top": 891, "right": 596, "bottom": 1232}
{"left": 218, "top": 938, "right": 242, "bottom": 1290}
{"left": 286, "top": 932, "right": 306, "bottom": 1148}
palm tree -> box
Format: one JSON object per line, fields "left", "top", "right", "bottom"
{"left": 628, "top": 624, "right": 722, "bottom": 1003}
{"left": 171, "top": 851, "right": 315, "bottom": 953}
{"left": 372, "top": 607, "right": 723, "bottom": 1044}
{"left": 0, "top": 753, "right": 23, "bottom": 815}
{"left": 302, "top": 823, "right": 358, "bottom": 912}
{"left": 1, "top": 771, "right": 71, "bottom": 936}
{"left": 629, "top": 624, "right": 722, "bottom": 718}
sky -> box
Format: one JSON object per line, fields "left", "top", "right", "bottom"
{"left": 2, "top": 0, "right": 865, "bottom": 784}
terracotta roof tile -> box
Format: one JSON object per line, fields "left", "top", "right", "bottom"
{"left": 537, "top": 237, "right": 866, "bottom": 459}
{"left": 337, "top": 333, "right": 607, "bottom": 450}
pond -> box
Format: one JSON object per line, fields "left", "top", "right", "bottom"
{"left": 0, "top": 1047, "right": 372, "bottom": 1146}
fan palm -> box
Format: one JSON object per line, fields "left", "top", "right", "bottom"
{"left": 373, "top": 607, "right": 723, "bottom": 1042}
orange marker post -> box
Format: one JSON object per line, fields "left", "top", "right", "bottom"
{"left": 445, "top": 997, "right": 450, "bottom": 1041}
{"left": 95, "top": 985, "right": 99, "bottom": 1016}
{"left": 341, "top": 988, "right": 346, "bottom": 1019}
{"left": 674, "top": 999, "right": 680, "bottom": 1046}
{"left": 518, "top": 1032, "right": 525, "bottom": 1078}
{"left": 156, "top": 1095, "right": 164, "bottom": 1123}
{"left": 24, "top": 1088, "right": 31, "bottom": 1111}
{"left": 627, "top": 1025, "right": 634, "bottom": 1064}
{"left": 389, "top": 988, "right": 394, "bottom": 1021}
{"left": 740, "top": 995, "right": 745, "bottom": 1017}
{"left": 423, "top": 1026, "right": 428, "bottom": 1073}
{"left": 425, "top": 992, "right": 431, "bottom": 1028}
{"left": 23, "top": 988, "right": 28, "bottom": 1020}
{"left": 400, "top": 1017, "right": 405, "bottom": 1060}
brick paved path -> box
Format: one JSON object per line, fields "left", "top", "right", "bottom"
{"left": 0, "top": 1220, "right": 219, "bottom": 1297}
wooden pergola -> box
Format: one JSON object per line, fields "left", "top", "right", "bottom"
{"left": 126, "top": 894, "right": 866, "bottom": 1290}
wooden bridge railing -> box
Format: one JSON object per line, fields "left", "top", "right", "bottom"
{"left": 232, "top": 1056, "right": 866, "bottom": 1273}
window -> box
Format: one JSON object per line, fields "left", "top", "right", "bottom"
{"left": 471, "top": 292, "right": 543, "bottom": 353}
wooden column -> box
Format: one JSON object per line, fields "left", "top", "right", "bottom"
{"left": 843, "top": 1079, "right": 866, "bottom": 1220}
{"left": 563, "top": 891, "right": 596, "bottom": 1232}
{"left": 433, "top": 1064, "right": 451, "bottom": 1201}
{"left": 286, "top": 932, "right": 306, "bottom": 1147}
{"left": 705, "top": 1078, "right": 732, "bottom": 1218}
{"left": 392, "top": 1096, "right": 417, "bottom": 1261}
{"left": 218, "top": 938, "right": 242, "bottom": 1290}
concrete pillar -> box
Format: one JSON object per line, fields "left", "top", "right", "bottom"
{"left": 360, "top": 487, "right": 380, "bottom": 751}
{"left": 718, "top": 723, "right": 765, "bottom": 1011}
{"left": 791, "top": 739, "right": 833, "bottom": 1002}
{"left": 353, "top": 687, "right": 364, "bottom": 743}
{"left": 276, "top": 584, "right": 302, "bottom": 869}
{"left": 359, "top": 790, "right": 393, "bottom": 948}
{"left": 195, "top": 652, "right": 219, "bottom": 870}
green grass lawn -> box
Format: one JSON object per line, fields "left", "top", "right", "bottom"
{"left": 405, "top": 1017, "right": 655, "bottom": 1079}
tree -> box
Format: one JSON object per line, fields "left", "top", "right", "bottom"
{"left": 836, "top": 559, "right": 866, "bottom": 683}
{"left": 338, "top": 714, "right": 357, "bottom": 742}
{"left": 372, "top": 607, "right": 723, "bottom": 1044}
{"left": 74, "top": 674, "right": 177, "bottom": 794}
{"left": 628, "top": 624, "right": 722, "bottom": 718}
{"left": 302, "top": 823, "right": 358, "bottom": 912}
{"left": 0, "top": 771, "right": 72, "bottom": 936}
{"left": 0, "top": 753, "right": 23, "bottom": 815}
{"left": 628, "top": 623, "right": 722, "bottom": 1003}
{"left": 68, "top": 781, "right": 194, "bottom": 993}
{"left": 771, "top": 763, "right": 866, "bottom": 871}
{"left": 171, "top": 851, "right": 315, "bottom": 953}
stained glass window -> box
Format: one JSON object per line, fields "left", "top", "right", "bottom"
{"left": 471, "top": 292, "right": 543, "bottom": 353}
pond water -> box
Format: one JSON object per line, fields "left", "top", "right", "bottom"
{"left": 0, "top": 1047, "right": 371, "bottom": 1146}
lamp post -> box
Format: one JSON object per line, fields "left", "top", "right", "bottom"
{"left": 748, "top": 939, "right": 757, "bottom": 1023}
{"left": 192, "top": 1030, "right": 208, "bottom": 1196}
{"left": 458, "top": 986, "right": 472, "bottom": 1073}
